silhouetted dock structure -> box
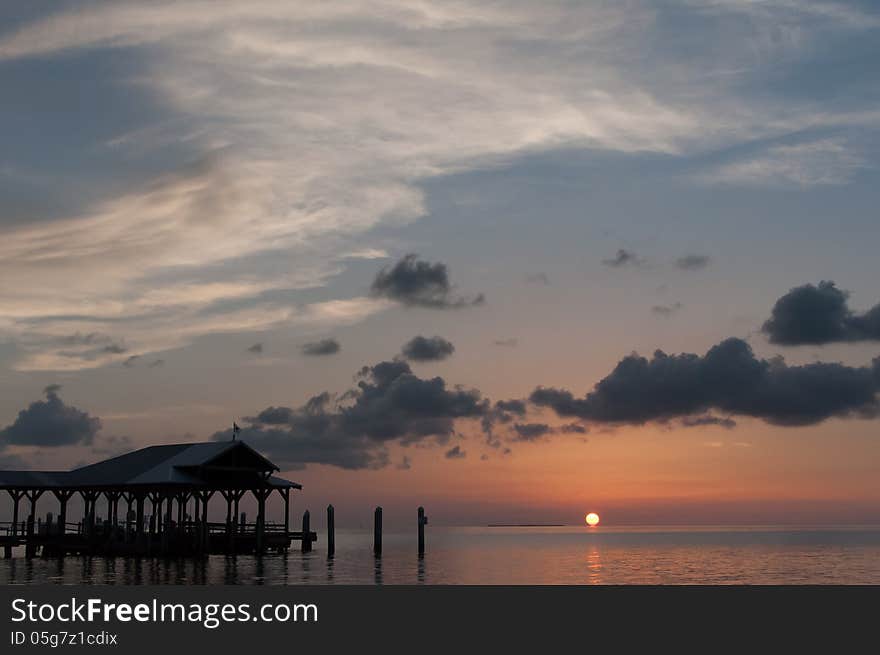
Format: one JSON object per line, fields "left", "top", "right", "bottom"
{"left": 0, "top": 440, "right": 317, "bottom": 558}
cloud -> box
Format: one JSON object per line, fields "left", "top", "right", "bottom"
{"left": 680, "top": 414, "right": 737, "bottom": 429}
{"left": 401, "top": 335, "right": 455, "bottom": 362}
{"left": 214, "top": 358, "right": 488, "bottom": 469}
{"left": 247, "top": 343, "right": 264, "bottom": 354}
{"left": 396, "top": 455, "right": 412, "bottom": 470}
{"left": 701, "top": 139, "right": 867, "bottom": 187}
{"left": 444, "top": 445, "right": 466, "bottom": 459}
{"left": 762, "top": 281, "right": 880, "bottom": 345}
{"left": 559, "top": 423, "right": 588, "bottom": 434}
{"left": 602, "top": 249, "right": 643, "bottom": 268}
{"left": 1, "top": 2, "right": 878, "bottom": 371}
{"left": 301, "top": 337, "right": 341, "bottom": 356}
{"left": 511, "top": 423, "right": 553, "bottom": 442}
{"left": 530, "top": 337, "right": 879, "bottom": 427}
{"left": 675, "top": 254, "right": 711, "bottom": 271}
{"left": 505, "top": 420, "right": 587, "bottom": 442}
{"left": 481, "top": 398, "right": 527, "bottom": 447}
{"left": 493, "top": 338, "right": 518, "bottom": 348}
{"left": 0, "top": 385, "right": 102, "bottom": 447}
{"left": 149, "top": 359, "right": 164, "bottom": 368}
{"left": 123, "top": 355, "right": 140, "bottom": 368}
{"left": 652, "top": 302, "right": 683, "bottom": 317}
{"left": 371, "top": 254, "right": 484, "bottom": 309}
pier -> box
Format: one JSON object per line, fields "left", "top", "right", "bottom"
{"left": 0, "top": 440, "right": 317, "bottom": 558}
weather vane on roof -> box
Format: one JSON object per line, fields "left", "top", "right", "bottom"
{"left": 232, "top": 421, "right": 240, "bottom": 441}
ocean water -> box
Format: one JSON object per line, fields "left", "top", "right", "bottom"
{"left": 2, "top": 525, "right": 879, "bottom": 585}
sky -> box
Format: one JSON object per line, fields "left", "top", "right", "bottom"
{"left": 0, "top": 0, "right": 879, "bottom": 527}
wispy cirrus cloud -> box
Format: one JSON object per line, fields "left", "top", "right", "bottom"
{"left": 0, "top": 1, "right": 877, "bottom": 371}
{"left": 700, "top": 139, "right": 868, "bottom": 187}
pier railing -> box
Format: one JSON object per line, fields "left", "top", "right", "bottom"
{"left": 3, "top": 504, "right": 424, "bottom": 560}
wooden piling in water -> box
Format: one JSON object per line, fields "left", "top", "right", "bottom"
{"left": 327, "top": 505, "right": 335, "bottom": 558}
{"left": 301, "top": 510, "right": 311, "bottom": 552}
{"left": 373, "top": 506, "right": 382, "bottom": 557}
{"left": 25, "top": 515, "right": 34, "bottom": 558}
{"left": 418, "top": 506, "right": 426, "bottom": 557}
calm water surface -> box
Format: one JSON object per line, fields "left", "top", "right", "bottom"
{"left": 2, "top": 525, "right": 879, "bottom": 584}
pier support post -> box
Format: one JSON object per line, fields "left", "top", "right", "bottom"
{"left": 254, "top": 488, "right": 271, "bottom": 554}
{"left": 175, "top": 492, "right": 188, "bottom": 533}
{"left": 327, "top": 505, "right": 335, "bottom": 558}
{"left": 81, "top": 491, "right": 99, "bottom": 537}
{"left": 221, "top": 490, "right": 233, "bottom": 553}
{"left": 418, "top": 506, "right": 427, "bottom": 557}
{"left": 301, "top": 510, "right": 311, "bottom": 552}
{"left": 123, "top": 493, "right": 134, "bottom": 540}
{"left": 24, "top": 489, "right": 43, "bottom": 558}
{"left": 104, "top": 491, "right": 120, "bottom": 529}
{"left": 256, "top": 497, "right": 265, "bottom": 554}
{"left": 53, "top": 490, "right": 73, "bottom": 537}
{"left": 10, "top": 490, "right": 23, "bottom": 536}
{"left": 25, "top": 515, "right": 34, "bottom": 558}
{"left": 373, "top": 506, "right": 382, "bottom": 557}
{"left": 196, "top": 491, "right": 212, "bottom": 554}
{"left": 163, "top": 494, "right": 173, "bottom": 554}
{"left": 149, "top": 493, "right": 161, "bottom": 536}
{"left": 135, "top": 495, "right": 145, "bottom": 540}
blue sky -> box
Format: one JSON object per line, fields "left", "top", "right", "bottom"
{"left": 0, "top": 1, "right": 878, "bottom": 524}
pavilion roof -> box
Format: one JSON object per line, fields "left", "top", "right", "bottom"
{"left": 0, "top": 440, "right": 301, "bottom": 490}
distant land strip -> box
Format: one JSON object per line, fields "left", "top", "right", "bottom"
{"left": 486, "top": 524, "right": 567, "bottom": 527}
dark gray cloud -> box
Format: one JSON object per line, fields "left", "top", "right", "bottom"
{"left": 214, "top": 359, "right": 488, "bottom": 469}
{"left": 559, "top": 423, "right": 588, "bottom": 434}
{"left": 371, "top": 254, "right": 485, "bottom": 309}
{"left": 123, "top": 355, "right": 140, "bottom": 367}
{"left": 301, "top": 338, "right": 341, "bottom": 356}
{"left": 101, "top": 343, "right": 127, "bottom": 354}
{"left": 652, "top": 302, "right": 682, "bottom": 317}
{"left": 0, "top": 385, "right": 102, "bottom": 447}
{"left": 247, "top": 342, "right": 263, "bottom": 354}
{"left": 149, "top": 359, "right": 164, "bottom": 368}
{"left": 680, "top": 415, "right": 737, "bottom": 429}
{"left": 530, "top": 338, "right": 879, "bottom": 427}
{"left": 495, "top": 399, "right": 527, "bottom": 414}
{"left": 401, "top": 335, "right": 455, "bottom": 362}
{"left": 507, "top": 421, "right": 587, "bottom": 442}
{"left": 511, "top": 423, "right": 553, "bottom": 442}
{"left": 481, "top": 399, "right": 527, "bottom": 447}
{"left": 675, "top": 254, "right": 711, "bottom": 271}
{"left": 602, "top": 249, "right": 643, "bottom": 268}
{"left": 762, "top": 281, "right": 880, "bottom": 345}
{"left": 494, "top": 338, "right": 518, "bottom": 347}
{"left": 444, "top": 445, "right": 466, "bottom": 459}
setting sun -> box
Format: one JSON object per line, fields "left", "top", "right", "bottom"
{"left": 585, "top": 512, "right": 600, "bottom": 527}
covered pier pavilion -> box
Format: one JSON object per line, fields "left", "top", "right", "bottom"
{"left": 0, "top": 440, "right": 315, "bottom": 558}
